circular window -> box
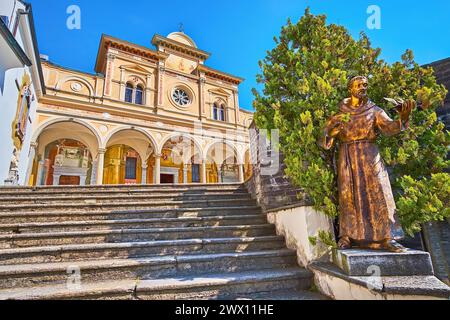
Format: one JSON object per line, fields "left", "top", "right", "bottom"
{"left": 172, "top": 88, "right": 191, "bottom": 106}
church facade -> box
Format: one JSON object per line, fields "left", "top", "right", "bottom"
{"left": 27, "top": 32, "right": 254, "bottom": 186}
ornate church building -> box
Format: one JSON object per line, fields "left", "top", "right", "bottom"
{"left": 28, "top": 32, "right": 254, "bottom": 186}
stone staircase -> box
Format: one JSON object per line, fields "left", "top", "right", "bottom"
{"left": 0, "top": 183, "right": 325, "bottom": 300}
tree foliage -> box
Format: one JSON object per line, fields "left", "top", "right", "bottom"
{"left": 253, "top": 9, "right": 450, "bottom": 235}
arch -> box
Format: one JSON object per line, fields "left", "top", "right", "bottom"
{"left": 32, "top": 117, "right": 102, "bottom": 151}
{"left": 103, "top": 144, "right": 143, "bottom": 185}
{"left": 56, "top": 76, "right": 95, "bottom": 96}
{"left": 40, "top": 139, "right": 94, "bottom": 186}
{"left": 159, "top": 132, "right": 204, "bottom": 160}
{"left": 126, "top": 74, "right": 146, "bottom": 86}
{"left": 204, "top": 140, "right": 242, "bottom": 164}
{"left": 103, "top": 126, "right": 158, "bottom": 160}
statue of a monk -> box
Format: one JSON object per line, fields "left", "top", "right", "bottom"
{"left": 321, "top": 76, "right": 414, "bottom": 252}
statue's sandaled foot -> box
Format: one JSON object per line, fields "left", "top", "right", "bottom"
{"left": 382, "top": 239, "right": 407, "bottom": 253}
{"left": 337, "top": 236, "right": 352, "bottom": 250}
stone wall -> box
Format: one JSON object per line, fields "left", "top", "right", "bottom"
{"left": 423, "top": 58, "right": 450, "bottom": 284}
{"left": 245, "top": 122, "right": 310, "bottom": 213}
{"left": 245, "top": 122, "right": 335, "bottom": 267}
{"left": 426, "top": 57, "right": 450, "bottom": 130}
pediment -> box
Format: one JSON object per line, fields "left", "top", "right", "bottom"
{"left": 120, "top": 64, "right": 152, "bottom": 75}
{"left": 208, "top": 88, "right": 231, "bottom": 97}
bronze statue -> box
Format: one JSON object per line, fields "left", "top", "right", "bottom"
{"left": 321, "top": 76, "right": 415, "bottom": 252}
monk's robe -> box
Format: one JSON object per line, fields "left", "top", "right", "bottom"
{"left": 322, "top": 99, "right": 405, "bottom": 242}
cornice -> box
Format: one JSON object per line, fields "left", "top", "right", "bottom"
{"left": 38, "top": 95, "right": 250, "bottom": 133}
{"left": 95, "top": 34, "right": 169, "bottom": 74}
{"left": 152, "top": 34, "right": 210, "bottom": 61}
{"left": 36, "top": 108, "right": 249, "bottom": 143}
{"left": 42, "top": 61, "right": 103, "bottom": 79}
{"left": 197, "top": 65, "right": 244, "bottom": 85}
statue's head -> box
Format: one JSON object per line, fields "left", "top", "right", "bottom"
{"left": 348, "top": 76, "right": 368, "bottom": 100}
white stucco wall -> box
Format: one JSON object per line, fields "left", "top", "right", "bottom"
{"left": 0, "top": 66, "right": 37, "bottom": 185}
{"left": 0, "top": 0, "right": 38, "bottom": 185}
{"left": 267, "top": 206, "right": 335, "bottom": 267}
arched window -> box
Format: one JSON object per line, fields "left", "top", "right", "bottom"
{"left": 219, "top": 105, "right": 226, "bottom": 121}
{"left": 213, "top": 102, "right": 226, "bottom": 122}
{"left": 135, "top": 85, "right": 144, "bottom": 105}
{"left": 125, "top": 83, "right": 133, "bottom": 103}
{"left": 213, "top": 103, "right": 219, "bottom": 120}
{"left": 124, "top": 82, "right": 145, "bottom": 105}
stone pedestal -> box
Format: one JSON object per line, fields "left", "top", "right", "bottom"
{"left": 333, "top": 249, "right": 435, "bottom": 276}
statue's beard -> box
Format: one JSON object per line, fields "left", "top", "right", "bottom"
{"left": 354, "top": 91, "right": 368, "bottom": 100}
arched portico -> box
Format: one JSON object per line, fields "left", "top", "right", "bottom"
{"left": 102, "top": 128, "right": 156, "bottom": 185}
{"left": 29, "top": 119, "right": 100, "bottom": 186}
{"left": 205, "top": 141, "right": 243, "bottom": 183}
{"left": 155, "top": 134, "right": 203, "bottom": 184}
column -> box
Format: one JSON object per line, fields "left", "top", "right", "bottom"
{"left": 96, "top": 148, "right": 106, "bottom": 185}
{"left": 199, "top": 74, "right": 206, "bottom": 119}
{"left": 25, "top": 142, "right": 38, "bottom": 185}
{"left": 80, "top": 175, "right": 87, "bottom": 186}
{"left": 52, "top": 174, "right": 60, "bottom": 186}
{"left": 90, "top": 160, "right": 98, "bottom": 185}
{"left": 43, "top": 159, "right": 51, "bottom": 185}
{"left": 217, "top": 168, "right": 222, "bottom": 183}
{"left": 36, "top": 160, "right": 45, "bottom": 186}
{"left": 119, "top": 67, "right": 125, "bottom": 100}
{"left": 201, "top": 160, "right": 207, "bottom": 184}
{"left": 141, "top": 164, "right": 148, "bottom": 184}
{"left": 155, "top": 154, "right": 161, "bottom": 184}
{"left": 145, "top": 74, "right": 152, "bottom": 107}
{"left": 239, "top": 164, "right": 245, "bottom": 183}
{"left": 156, "top": 62, "right": 165, "bottom": 111}
{"left": 233, "top": 89, "right": 240, "bottom": 126}
{"left": 104, "top": 53, "right": 115, "bottom": 97}
{"left": 183, "top": 164, "right": 189, "bottom": 184}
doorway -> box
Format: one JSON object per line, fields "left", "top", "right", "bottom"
{"left": 160, "top": 174, "right": 175, "bottom": 184}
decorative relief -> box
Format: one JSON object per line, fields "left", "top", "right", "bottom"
{"left": 99, "top": 125, "right": 108, "bottom": 134}
{"left": 12, "top": 73, "right": 32, "bottom": 151}
{"left": 70, "top": 82, "right": 82, "bottom": 92}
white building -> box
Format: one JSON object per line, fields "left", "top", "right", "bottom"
{"left": 0, "top": 0, "right": 44, "bottom": 185}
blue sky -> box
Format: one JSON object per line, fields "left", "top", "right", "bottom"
{"left": 29, "top": 0, "right": 450, "bottom": 111}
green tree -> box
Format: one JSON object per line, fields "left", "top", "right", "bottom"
{"left": 253, "top": 9, "right": 450, "bottom": 236}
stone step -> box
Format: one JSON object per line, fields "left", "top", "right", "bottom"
{"left": 0, "top": 268, "right": 312, "bottom": 300}
{"left": 230, "top": 289, "right": 328, "bottom": 300}
{"left": 0, "top": 206, "right": 262, "bottom": 224}
{"left": 0, "top": 249, "right": 297, "bottom": 289}
{"left": 0, "top": 192, "right": 252, "bottom": 203}
{"left": 0, "top": 236, "right": 287, "bottom": 265}
{"left": 0, "top": 183, "right": 245, "bottom": 194}
{"left": 0, "top": 224, "right": 276, "bottom": 248}
{"left": 0, "top": 198, "right": 257, "bottom": 213}
{"left": 0, "top": 215, "right": 267, "bottom": 234}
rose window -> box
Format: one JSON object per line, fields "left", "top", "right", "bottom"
{"left": 172, "top": 88, "right": 191, "bottom": 106}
